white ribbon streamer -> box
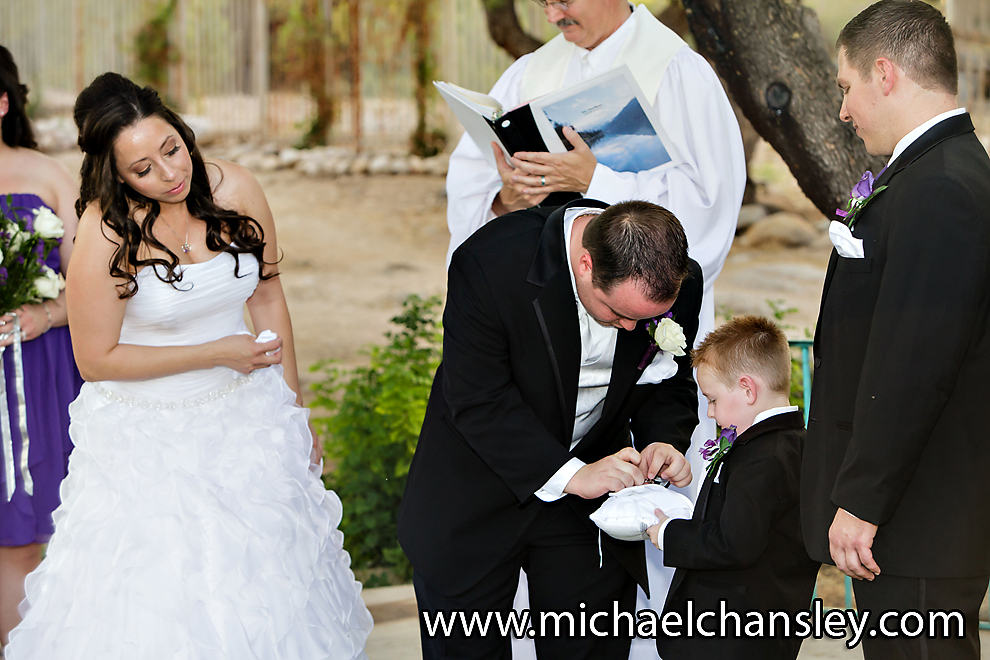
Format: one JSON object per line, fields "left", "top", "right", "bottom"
{"left": 0, "top": 315, "right": 34, "bottom": 501}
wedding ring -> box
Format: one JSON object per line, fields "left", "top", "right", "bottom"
{"left": 540, "top": 175, "right": 546, "bottom": 186}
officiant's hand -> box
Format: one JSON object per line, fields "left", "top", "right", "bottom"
{"left": 638, "top": 442, "right": 692, "bottom": 489}
{"left": 492, "top": 143, "right": 549, "bottom": 215}
{"left": 829, "top": 508, "right": 881, "bottom": 580}
{"left": 512, "top": 127, "right": 597, "bottom": 196}
{"left": 563, "top": 447, "right": 645, "bottom": 499}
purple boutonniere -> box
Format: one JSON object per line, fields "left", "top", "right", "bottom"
{"left": 836, "top": 167, "right": 888, "bottom": 229}
{"left": 700, "top": 425, "right": 737, "bottom": 476}
{"left": 637, "top": 311, "right": 687, "bottom": 370}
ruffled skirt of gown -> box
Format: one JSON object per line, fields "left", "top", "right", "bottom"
{"left": 6, "top": 365, "right": 373, "bottom": 659}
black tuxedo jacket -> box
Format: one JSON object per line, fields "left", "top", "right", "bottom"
{"left": 658, "top": 411, "right": 819, "bottom": 660}
{"left": 803, "top": 113, "right": 990, "bottom": 577}
{"left": 397, "top": 200, "right": 703, "bottom": 596}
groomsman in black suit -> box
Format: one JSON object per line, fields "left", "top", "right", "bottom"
{"left": 803, "top": 2, "right": 990, "bottom": 659}
{"left": 398, "top": 199, "right": 703, "bottom": 659}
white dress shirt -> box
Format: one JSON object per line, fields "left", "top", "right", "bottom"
{"left": 887, "top": 107, "right": 966, "bottom": 168}
{"left": 534, "top": 207, "right": 615, "bottom": 502}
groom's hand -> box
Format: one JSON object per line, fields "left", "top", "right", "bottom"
{"left": 638, "top": 442, "right": 692, "bottom": 489}
{"left": 563, "top": 447, "right": 645, "bottom": 499}
{"left": 829, "top": 508, "right": 881, "bottom": 580}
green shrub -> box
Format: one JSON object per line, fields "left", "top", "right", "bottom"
{"left": 309, "top": 294, "right": 443, "bottom": 584}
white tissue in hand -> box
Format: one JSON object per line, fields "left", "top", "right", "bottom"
{"left": 590, "top": 484, "right": 694, "bottom": 542}
{"left": 255, "top": 329, "right": 280, "bottom": 356}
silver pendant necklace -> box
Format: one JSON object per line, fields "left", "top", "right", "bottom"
{"left": 162, "top": 215, "right": 191, "bottom": 253}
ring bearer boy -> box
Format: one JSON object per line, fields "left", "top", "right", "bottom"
{"left": 649, "top": 316, "right": 819, "bottom": 660}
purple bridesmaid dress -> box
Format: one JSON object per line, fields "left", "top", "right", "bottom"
{"left": 0, "top": 193, "right": 84, "bottom": 546}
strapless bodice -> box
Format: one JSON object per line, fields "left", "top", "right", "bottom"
{"left": 103, "top": 251, "right": 260, "bottom": 401}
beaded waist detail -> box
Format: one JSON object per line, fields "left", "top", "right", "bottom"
{"left": 92, "top": 372, "right": 256, "bottom": 410}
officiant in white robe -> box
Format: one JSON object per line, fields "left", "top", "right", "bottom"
{"left": 444, "top": 3, "right": 745, "bottom": 657}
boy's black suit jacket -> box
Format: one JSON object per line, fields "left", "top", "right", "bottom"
{"left": 657, "top": 410, "right": 819, "bottom": 660}
{"left": 802, "top": 113, "right": 990, "bottom": 577}
{"left": 397, "top": 199, "right": 702, "bottom": 597}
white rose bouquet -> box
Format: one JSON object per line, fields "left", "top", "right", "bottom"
{"left": 0, "top": 197, "right": 65, "bottom": 316}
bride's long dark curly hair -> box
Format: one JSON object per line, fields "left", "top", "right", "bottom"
{"left": 73, "top": 72, "right": 275, "bottom": 298}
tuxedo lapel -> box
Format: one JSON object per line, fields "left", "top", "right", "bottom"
{"left": 532, "top": 276, "right": 580, "bottom": 445}
{"left": 876, "top": 113, "right": 974, "bottom": 188}
{"left": 817, "top": 114, "right": 975, "bottom": 349}
{"left": 694, "top": 462, "right": 720, "bottom": 521}
{"left": 695, "top": 412, "right": 805, "bottom": 520}
{"left": 815, "top": 251, "right": 839, "bottom": 355}
{"left": 528, "top": 200, "right": 610, "bottom": 446}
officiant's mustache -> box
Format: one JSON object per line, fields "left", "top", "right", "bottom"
{"left": 556, "top": 17, "right": 579, "bottom": 28}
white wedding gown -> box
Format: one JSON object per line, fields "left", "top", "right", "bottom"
{"left": 6, "top": 252, "right": 373, "bottom": 659}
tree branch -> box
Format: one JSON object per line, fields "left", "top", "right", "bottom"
{"left": 482, "top": 0, "right": 544, "bottom": 59}
{"left": 682, "top": 0, "right": 885, "bottom": 217}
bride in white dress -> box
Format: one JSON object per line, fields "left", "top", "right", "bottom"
{"left": 5, "top": 72, "right": 373, "bottom": 659}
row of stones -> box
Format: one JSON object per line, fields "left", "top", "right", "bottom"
{"left": 33, "top": 115, "right": 450, "bottom": 178}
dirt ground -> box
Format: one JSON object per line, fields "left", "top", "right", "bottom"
{"left": 254, "top": 171, "right": 452, "bottom": 397}
{"left": 255, "top": 141, "right": 833, "bottom": 401}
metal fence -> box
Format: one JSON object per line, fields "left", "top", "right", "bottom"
{"left": 0, "top": 0, "right": 556, "bottom": 149}
{"left": 7, "top": 0, "right": 978, "bottom": 150}
{"left": 949, "top": 0, "right": 990, "bottom": 139}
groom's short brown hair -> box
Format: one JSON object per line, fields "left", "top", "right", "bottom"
{"left": 582, "top": 200, "right": 689, "bottom": 304}
{"left": 838, "top": 0, "right": 957, "bottom": 95}
{"left": 692, "top": 316, "right": 791, "bottom": 395}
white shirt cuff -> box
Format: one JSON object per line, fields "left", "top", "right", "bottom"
{"left": 655, "top": 517, "right": 676, "bottom": 551}
{"left": 585, "top": 162, "right": 638, "bottom": 204}
{"left": 535, "top": 457, "right": 586, "bottom": 502}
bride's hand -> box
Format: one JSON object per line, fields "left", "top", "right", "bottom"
{"left": 212, "top": 334, "right": 283, "bottom": 373}
{"left": 308, "top": 421, "right": 323, "bottom": 465}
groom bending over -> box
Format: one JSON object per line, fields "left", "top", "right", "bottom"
{"left": 398, "top": 199, "right": 702, "bottom": 660}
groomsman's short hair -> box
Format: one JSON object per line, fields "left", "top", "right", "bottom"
{"left": 692, "top": 316, "right": 791, "bottom": 395}
{"left": 582, "top": 200, "right": 689, "bottom": 303}
{"left": 838, "top": 0, "right": 957, "bottom": 95}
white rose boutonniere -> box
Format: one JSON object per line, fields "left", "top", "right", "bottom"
{"left": 638, "top": 311, "right": 687, "bottom": 370}
{"left": 650, "top": 315, "right": 687, "bottom": 356}
{"left": 31, "top": 206, "right": 64, "bottom": 239}
{"left": 32, "top": 266, "right": 64, "bottom": 300}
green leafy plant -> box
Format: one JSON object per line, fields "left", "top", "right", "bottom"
{"left": 309, "top": 294, "right": 443, "bottom": 584}
{"left": 134, "top": 0, "right": 178, "bottom": 98}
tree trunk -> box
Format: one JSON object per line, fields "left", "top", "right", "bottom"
{"left": 682, "top": 0, "right": 885, "bottom": 218}
{"left": 299, "top": 0, "right": 334, "bottom": 147}
{"left": 349, "top": 0, "right": 363, "bottom": 151}
{"left": 481, "top": 0, "right": 543, "bottom": 59}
